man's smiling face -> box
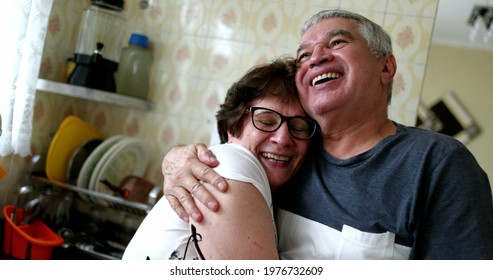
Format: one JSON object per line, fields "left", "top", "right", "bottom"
{"left": 295, "top": 17, "right": 391, "bottom": 124}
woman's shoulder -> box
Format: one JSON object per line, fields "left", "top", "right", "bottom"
{"left": 209, "top": 143, "right": 271, "bottom": 203}
{"left": 209, "top": 143, "right": 252, "bottom": 157}
{"left": 209, "top": 143, "right": 264, "bottom": 174}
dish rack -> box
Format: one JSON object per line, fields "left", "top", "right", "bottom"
{"left": 31, "top": 176, "right": 155, "bottom": 216}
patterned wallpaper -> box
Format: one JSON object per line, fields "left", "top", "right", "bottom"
{"left": 0, "top": 0, "right": 439, "bottom": 208}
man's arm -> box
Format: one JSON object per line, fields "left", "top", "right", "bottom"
{"left": 162, "top": 143, "right": 229, "bottom": 222}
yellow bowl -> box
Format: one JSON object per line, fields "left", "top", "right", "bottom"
{"left": 46, "top": 116, "right": 104, "bottom": 183}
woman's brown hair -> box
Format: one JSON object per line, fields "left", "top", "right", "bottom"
{"left": 216, "top": 57, "right": 299, "bottom": 143}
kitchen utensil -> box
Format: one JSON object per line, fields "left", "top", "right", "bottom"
{"left": 67, "top": 138, "right": 103, "bottom": 185}
{"left": 77, "top": 135, "right": 124, "bottom": 189}
{"left": 38, "top": 189, "right": 73, "bottom": 230}
{"left": 11, "top": 155, "right": 41, "bottom": 225}
{"left": 68, "top": 0, "right": 126, "bottom": 92}
{"left": 11, "top": 185, "right": 33, "bottom": 225}
{"left": 89, "top": 137, "right": 149, "bottom": 193}
{"left": 99, "top": 175, "right": 157, "bottom": 204}
{"left": 147, "top": 185, "right": 163, "bottom": 206}
{"left": 99, "top": 179, "right": 128, "bottom": 198}
{"left": 46, "top": 116, "right": 104, "bottom": 183}
{"left": 20, "top": 197, "right": 41, "bottom": 225}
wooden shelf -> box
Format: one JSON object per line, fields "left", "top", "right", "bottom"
{"left": 36, "top": 79, "right": 153, "bottom": 111}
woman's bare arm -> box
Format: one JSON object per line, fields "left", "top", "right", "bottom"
{"left": 192, "top": 179, "right": 278, "bottom": 259}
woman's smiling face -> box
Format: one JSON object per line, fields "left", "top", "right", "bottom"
{"left": 228, "top": 95, "right": 311, "bottom": 191}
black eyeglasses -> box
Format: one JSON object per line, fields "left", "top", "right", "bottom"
{"left": 246, "top": 107, "right": 317, "bottom": 140}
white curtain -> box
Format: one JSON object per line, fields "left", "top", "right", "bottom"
{"left": 0, "top": 0, "right": 53, "bottom": 156}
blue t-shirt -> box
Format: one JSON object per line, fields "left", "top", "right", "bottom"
{"left": 274, "top": 123, "right": 493, "bottom": 259}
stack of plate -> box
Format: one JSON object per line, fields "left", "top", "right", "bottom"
{"left": 46, "top": 116, "right": 150, "bottom": 197}
{"left": 77, "top": 135, "right": 150, "bottom": 195}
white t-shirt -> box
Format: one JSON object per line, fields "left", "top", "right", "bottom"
{"left": 122, "top": 143, "right": 273, "bottom": 260}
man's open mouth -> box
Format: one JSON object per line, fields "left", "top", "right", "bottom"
{"left": 312, "top": 72, "right": 342, "bottom": 86}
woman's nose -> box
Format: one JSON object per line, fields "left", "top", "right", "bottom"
{"left": 271, "top": 122, "right": 294, "bottom": 146}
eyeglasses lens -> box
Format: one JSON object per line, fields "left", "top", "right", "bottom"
{"left": 252, "top": 108, "right": 314, "bottom": 140}
{"left": 288, "top": 118, "right": 313, "bottom": 139}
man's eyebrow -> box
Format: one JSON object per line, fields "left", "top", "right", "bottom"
{"left": 296, "top": 29, "right": 355, "bottom": 54}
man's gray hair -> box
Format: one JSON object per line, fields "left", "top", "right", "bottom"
{"left": 301, "top": 9, "right": 393, "bottom": 58}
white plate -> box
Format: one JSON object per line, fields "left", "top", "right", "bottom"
{"left": 76, "top": 135, "right": 125, "bottom": 188}
{"left": 89, "top": 137, "right": 149, "bottom": 195}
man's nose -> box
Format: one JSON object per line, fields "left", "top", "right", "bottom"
{"left": 310, "top": 44, "right": 332, "bottom": 67}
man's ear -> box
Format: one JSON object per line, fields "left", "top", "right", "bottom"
{"left": 381, "top": 54, "right": 397, "bottom": 85}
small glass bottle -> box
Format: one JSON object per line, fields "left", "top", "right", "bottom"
{"left": 115, "top": 33, "right": 153, "bottom": 99}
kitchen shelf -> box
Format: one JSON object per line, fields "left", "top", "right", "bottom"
{"left": 31, "top": 176, "right": 153, "bottom": 216}
{"left": 36, "top": 79, "right": 153, "bottom": 111}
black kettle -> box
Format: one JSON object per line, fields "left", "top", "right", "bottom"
{"left": 68, "top": 0, "right": 126, "bottom": 92}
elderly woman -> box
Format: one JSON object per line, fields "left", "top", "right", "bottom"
{"left": 122, "top": 57, "right": 317, "bottom": 260}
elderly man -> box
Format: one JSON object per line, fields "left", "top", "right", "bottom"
{"left": 161, "top": 10, "right": 493, "bottom": 259}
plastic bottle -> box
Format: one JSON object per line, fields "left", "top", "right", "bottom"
{"left": 115, "top": 33, "right": 153, "bottom": 99}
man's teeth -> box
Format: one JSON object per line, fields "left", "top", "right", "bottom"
{"left": 312, "top": 72, "right": 341, "bottom": 86}
{"left": 262, "top": 152, "right": 289, "bottom": 162}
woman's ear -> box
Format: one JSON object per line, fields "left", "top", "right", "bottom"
{"left": 228, "top": 131, "right": 243, "bottom": 144}
{"left": 227, "top": 131, "right": 236, "bottom": 144}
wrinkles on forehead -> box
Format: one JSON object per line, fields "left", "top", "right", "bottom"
{"left": 296, "top": 29, "right": 355, "bottom": 55}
